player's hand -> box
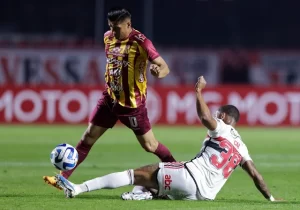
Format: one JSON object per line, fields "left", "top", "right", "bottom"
{"left": 195, "top": 76, "right": 207, "bottom": 92}
{"left": 150, "top": 64, "right": 160, "bottom": 77}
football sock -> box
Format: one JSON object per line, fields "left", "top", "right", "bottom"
{"left": 61, "top": 140, "right": 92, "bottom": 178}
{"left": 154, "top": 142, "right": 176, "bottom": 162}
{"left": 79, "top": 169, "right": 134, "bottom": 192}
{"left": 77, "top": 183, "right": 88, "bottom": 193}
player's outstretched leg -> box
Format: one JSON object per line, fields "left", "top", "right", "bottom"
{"left": 43, "top": 124, "right": 108, "bottom": 190}
{"left": 55, "top": 174, "right": 78, "bottom": 198}
{"left": 61, "top": 124, "right": 109, "bottom": 178}
{"left": 55, "top": 163, "right": 160, "bottom": 199}
{"left": 121, "top": 163, "right": 159, "bottom": 200}
{"left": 44, "top": 92, "right": 118, "bottom": 190}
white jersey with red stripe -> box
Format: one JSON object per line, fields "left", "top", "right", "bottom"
{"left": 185, "top": 118, "right": 252, "bottom": 200}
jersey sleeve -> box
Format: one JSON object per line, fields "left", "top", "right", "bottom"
{"left": 134, "top": 34, "right": 160, "bottom": 61}
{"left": 239, "top": 145, "right": 253, "bottom": 166}
{"left": 207, "top": 118, "right": 227, "bottom": 138}
{"left": 103, "top": 30, "right": 111, "bottom": 45}
{"left": 103, "top": 35, "right": 106, "bottom": 44}
{"left": 144, "top": 39, "right": 160, "bottom": 61}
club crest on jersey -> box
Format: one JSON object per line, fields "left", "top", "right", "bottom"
{"left": 230, "top": 128, "right": 239, "bottom": 139}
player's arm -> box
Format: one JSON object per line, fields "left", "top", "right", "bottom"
{"left": 150, "top": 56, "right": 170, "bottom": 78}
{"left": 195, "top": 76, "right": 217, "bottom": 131}
{"left": 138, "top": 35, "right": 169, "bottom": 79}
{"left": 242, "top": 160, "right": 279, "bottom": 201}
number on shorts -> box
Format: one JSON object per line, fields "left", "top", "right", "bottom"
{"left": 210, "top": 140, "right": 242, "bottom": 179}
{"left": 129, "top": 116, "right": 138, "bottom": 128}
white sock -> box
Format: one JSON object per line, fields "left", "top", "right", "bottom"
{"left": 77, "top": 183, "right": 88, "bottom": 194}
{"left": 132, "top": 186, "right": 147, "bottom": 193}
{"left": 78, "top": 169, "right": 134, "bottom": 192}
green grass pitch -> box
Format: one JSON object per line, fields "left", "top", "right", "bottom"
{"left": 0, "top": 125, "right": 299, "bottom": 210}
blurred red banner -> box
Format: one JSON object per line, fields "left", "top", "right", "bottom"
{"left": 1, "top": 85, "right": 299, "bottom": 126}
{"left": 1, "top": 48, "right": 300, "bottom": 86}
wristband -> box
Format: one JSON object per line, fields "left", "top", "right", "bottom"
{"left": 269, "top": 195, "right": 275, "bottom": 201}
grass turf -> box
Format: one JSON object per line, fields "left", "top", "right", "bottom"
{"left": 0, "top": 125, "right": 299, "bottom": 210}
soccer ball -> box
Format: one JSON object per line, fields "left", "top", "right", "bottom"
{"left": 50, "top": 143, "right": 78, "bottom": 171}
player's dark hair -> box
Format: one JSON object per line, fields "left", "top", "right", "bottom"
{"left": 219, "top": 105, "right": 240, "bottom": 122}
{"left": 107, "top": 7, "right": 131, "bottom": 22}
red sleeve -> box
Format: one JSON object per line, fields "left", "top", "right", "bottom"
{"left": 104, "top": 30, "right": 112, "bottom": 44}
{"left": 133, "top": 33, "right": 160, "bottom": 61}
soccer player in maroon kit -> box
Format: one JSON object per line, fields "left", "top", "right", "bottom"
{"left": 43, "top": 8, "right": 176, "bottom": 190}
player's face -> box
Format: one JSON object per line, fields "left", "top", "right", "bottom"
{"left": 108, "top": 19, "right": 131, "bottom": 40}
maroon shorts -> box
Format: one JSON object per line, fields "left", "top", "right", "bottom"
{"left": 89, "top": 91, "right": 151, "bottom": 136}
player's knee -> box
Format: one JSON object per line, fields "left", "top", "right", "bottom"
{"left": 133, "top": 167, "right": 159, "bottom": 189}
{"left": 137, "top": 131, "right": 159, "bottom": 153}
{"left": 133, "top": 171, "right": 145, "bottom": 185}
{"left": 133, "top": 170, "right": 151, "bottom": 186}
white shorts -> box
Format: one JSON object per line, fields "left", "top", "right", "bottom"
{"left": 157, "top": 162, "right": 206, "bottom": 200}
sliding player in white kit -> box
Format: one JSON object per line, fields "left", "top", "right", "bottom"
{"left": 54, "top": 76, "right": 282, "bottom": 202}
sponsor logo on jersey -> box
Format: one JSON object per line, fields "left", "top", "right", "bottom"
{"left": 135, "top": 34, "right": 146, "bottom": 42}
{"left": 107, "top": 46, "right": 126, "bottom": 57}
{"left": 164, "top": 174, "right": 172, "bottom": 190}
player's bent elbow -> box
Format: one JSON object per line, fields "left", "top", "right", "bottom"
{"left": 158, "top": 68, "right": 169, "bottom": 78}
{"left": 164, "top": 66, "right": 170, "bottom": 75}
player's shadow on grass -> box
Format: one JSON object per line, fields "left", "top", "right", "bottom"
{"left": 76, "top": 194, "right": 168, "bottom": 201}
{"left": 218, "top": 198, "right": 300, "bottom": 205}
{"left": 0, "top": 194, "right": 53, "bottom": 198}
{"left": 77, "top": 194, "right": 118, "bottom": 200}
{"left": 0, "top": 194, "right": 118, "bottom": 200}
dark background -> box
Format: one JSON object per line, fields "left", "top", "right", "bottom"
{"left": 0, "top": 0, "right": 299, "bottom": 48}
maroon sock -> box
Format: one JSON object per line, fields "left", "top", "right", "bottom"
{"left": 61, "top": 140, "right": 92, "bottom": 178}
{"left": 154, "top": 142, "right": 176, "bottom": 162}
